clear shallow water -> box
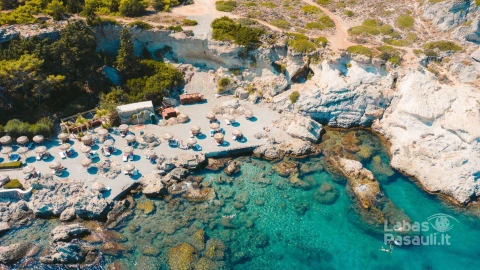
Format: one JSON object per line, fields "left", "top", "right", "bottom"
{"left": 3, "top": 129, "right": 480, "bottom": 269}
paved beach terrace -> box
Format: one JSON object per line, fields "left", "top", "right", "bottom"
{"left": 1, "top": 97, "right": 282, "bottom": 201}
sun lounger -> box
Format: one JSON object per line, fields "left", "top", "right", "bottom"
{"left": 123, "top": 155, "right": 128, "bottom": 162}
{"left": 24, "top": 173, "right": 32, "bottom": 180}
{"left": 25, "top": 142, "right": 34, "bottom": 149}
{"left": 133, "top": 169, "right": 139, "bottom": 176}
{"left": 225, "top": 119, "right": 231, "bottom": 125}
{"left": 9, "top": 154, "right": 20, "bottom": 162}
{"left": 59, "top": 151, "right": 67, "bottom": 159}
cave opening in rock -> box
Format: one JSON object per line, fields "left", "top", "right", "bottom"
{"left": 291, "top": 66, "right": 314, "bottom": 83}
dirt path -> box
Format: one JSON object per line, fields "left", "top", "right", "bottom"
{"left": 301, "top": 0, "right": 355, "bottom": 50}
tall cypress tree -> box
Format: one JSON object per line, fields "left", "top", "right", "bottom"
{"left": 115, "top": 28, "right": 139, "bottom": 80}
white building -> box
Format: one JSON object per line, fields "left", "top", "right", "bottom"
{"left": 116, "top": 101, "right": 155, "bottom": 124}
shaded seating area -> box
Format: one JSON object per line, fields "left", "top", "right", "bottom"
{"left": 123, "top": 146, "right": 134, "bottom": 162}
{"left": 59, "top": 143, "right": 74, "bottom": 159}
{"left": 35, "top": 146, "right": 51, "bottom": 160}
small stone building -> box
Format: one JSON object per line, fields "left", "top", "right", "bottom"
{"left": 116, "top": 101, "right": 155, "bottom": 124}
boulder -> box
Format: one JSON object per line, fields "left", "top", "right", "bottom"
{"left": 59, "top": 208, "right": 76, "bottom": 222}
{"left": 167, "top": 243, "right": 198, "bottom": 270}
{"left": 0, "top": 222, "right": 11, "bottom": 235}
{"left": 169, "top": 168, "right": 189, "bottom": 180}
{"left": 274, "top": 113, "right": 323, "bottom": 142}
{"left": 51, "top": 224, "right": 90, "bottom": 242}
{"left": 140, "top": 173, "right": 166, "bottom": 197}
{"left": 0, "top": 242, "right": 36, "bottom": 265}
{"left": 314, "top": 183, "right": 339, "bottom": 205}
{"left": 40, "top": 242, "right": 93, "bottom": 264}
{"left": 105, "top": 197, "right": 134, "bottom": 229}
{"left": 223, "top": 160, "right": 240, "bottom": 175}
{"left": 235, "top": 87, "right": 250, "bottom": 100}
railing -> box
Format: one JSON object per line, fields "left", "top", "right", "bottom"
{"left": 0, "top": 187, "right": 32, "bottom": 200}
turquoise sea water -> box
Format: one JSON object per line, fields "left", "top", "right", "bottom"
{"left": 2, "top": 129, "right": 480, "bottom": 269}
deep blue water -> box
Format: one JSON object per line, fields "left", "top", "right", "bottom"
{"left": 2, "top": 129, "right": 480, "bottom": 269}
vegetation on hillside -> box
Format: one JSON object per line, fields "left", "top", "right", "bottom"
{"left": 346, "top": 45, "right": 372, "bottom": 57}
{"left": 211, "top": 16, "right": 264, "bottom": 50}
{"left": 215, "top": 0, "right": 237, "bottom": 12}
{"left": 286, "top": 33, "right": 328, "bottom": 53}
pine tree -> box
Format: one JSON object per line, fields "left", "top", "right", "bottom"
{"left": 115, "top": 28, "right": 139, "bottom": 80}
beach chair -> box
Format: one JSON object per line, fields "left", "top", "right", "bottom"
{"left": 123, "top": 155, "right": 128, "bottom": 162}
{"left": 194, "top": 144, "right": 202, "bottom": 151}
{"left": 59, "top": 151, "right": 67, "bottom": 159}
{"left": 210, "top": 130, "right": 215, "bottom": 137}
{"left": 24, "top": 173, "right": 32, "bottom": 180}
{"left": 225, "top": 119, "right": 231, "bottom": 125}
{"left": 25, "top": 142, "right": 34, "bottom": 149}
{"left": 133, "top": 169, "right": 139, "bottom": 176}
{"left": 9, "top": 154, "right": 20, "bottom": 162}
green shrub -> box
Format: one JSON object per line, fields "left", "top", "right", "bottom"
{"left": 313, "top": 36, "right": 328, "bottom": 47}
{"left": 0, "top": 162, "right": 22, "bottom": 170}
{"left": 396, "top": 14, "right": 414, "bottom": 29}
{"left": 288, "top": 39, "right": 316, "bottom": 53}
{"left": 344, "top": 10, "right": 354, "bottom": 17}
{"left": 215, "top": 0, "right": 237, "bottom": 12}
{"left": 305, "top": 15, "right": 335, "bottom": 30}
{"left": 211, "top": 17, "right": 264, "bottom": 49}
{"left": 424, "top": 41, "right": 463, "bottom": 52}
{"left": 182, "top": 19, "right": 198, "bottom": 26}
{"left": 377, "top": 45, "right": 401, "bottom": 65}
{"left": 0, "top": 0, "right": 41, "bottom": 25}
{"left": 270, "top": 19, "right": 290, "bottom": 29}
{"left": 316, "top": 0, "right": 331, "bottom": 5}
{"left": 289, "top": 91, "right": 300, "bottom": 104}
{"left": 4, "top": 179, "right": 24, "bottom": 189}
{"left": 301, "top": 5, "right": 321, "bottom": 14}
{"left": 347, "top": 45, "right": 372, "bottom": 57}
{"left": 119, "top": 0, "right": 147, "bottom": 17}
{"left": 218, "top": 77, "right": 231, "bottom": 87}
{"left": 167, "top": 25, "right": 183, "bottom": 32}
{"left": 260, "top": 2, "right": 276, "bottom": 8}
{"left": 128, "top": 21, "right": 153, "bottom": 29}
{"left": 244, "top": 1, "right": 257, "bottom": 7}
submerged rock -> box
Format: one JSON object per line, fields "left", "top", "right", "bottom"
{"left": 188, "top": 229, "right": 206, "bottom": 251}
{"left": 204, "top": 239, "right": 226, "bottom": 261}
{"left": 136, "top": 200, "right": 155, "bottom": 215}
{"left": 273, "top": 159, "right": 299, "bottom": 177}
{"left": 168, "top": 243, "right": 198, "bottom": 270}
{"left": 223, "top": 160, "right": 240, "bottom": 176}
{"left": 51, "top": 224, "right": 90, "bottom": 242}
{"left": 314, "top": 182, "right": 339, "bottom": 205}
{"left": 0, "top": 242, "right": 36, "bottom": 265}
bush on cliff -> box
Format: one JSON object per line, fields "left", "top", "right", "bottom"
{"left": 119, "top": 0, "right": 147, "bottom": 17}
{"left": 289, "top": 91, "right": 300, "bottom": 104}
{"left": 211, "top": 16, "right": 264, "bottom": 49}
{"left": 215, "top": 1, "right": 236, "bottom": 12}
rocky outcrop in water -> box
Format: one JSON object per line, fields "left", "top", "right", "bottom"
{"left": 51, "top": 224, "right": 90, "bottom": 242}
{"left": 373, "top": 70, "right": 480, "bottom": 204}
{"left": 0, "top": 242, "right": 37, "bottom": 265}
{"left": 28, "top": 177, "right": 111, "bottom": 219}
{"left": 274, "top": 113, "right": 324, "bottom": 142}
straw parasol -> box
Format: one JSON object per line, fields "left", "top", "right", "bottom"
{"left": 0, "top": 136, "right": 12, "bottom": 145}
{"left": 17, "top": 147, "right": 29, "bottom": 155}
{"left": 35, "top": 146, "right": 47, "bottom": 154}
{"left": 145, "top": 149, "right": 155, "bottom": 157}
{"left": 214, "top": 133, "right": 224, "bottom": 142}
{"left": 49, "top": 161, "right": 62, "bottom": 170}
{"left": 206, "top": 112, "right": 216, "bottom": 120}
{"left": 232, "top": 129, "right": 242, "bottom": 136}
{"left": 60, "top": 143, "right": 71, "bottom": 151}
{"left": 119, "top": 124, "right": 129, "bottom": 131}
{"left": 22, "top": 165, "right": 35, "bottom": 174}
{"left": 58, "top": 133, "right": 68, "bottom": 141}
{"left": 124, "top": 164, "right": 135, "bottom": 172}
{"left": 209, "top": 123, "right": 220, "bottom": 130}
{"left": 104, "top": 139, "right": 114, "bottom": 146}
{"left": 125, "top": 134, "right": 136, "bottom": 142}
{"left": 1, "top": 147, "right": 12, "bottom": 155}
{"left": 92, "top": 182, "right": 106, "bottom": 191}
{"left": 0, "top": 174, "right": 9, "bottom": 183}
{"left": 245, "top": 110, "right": 254, "bottom": 118}
{"left": 191, "top": 126, "right": 201, "bottom": 134}
{"left": 177, "top": 114, "right": 189, "bottom": 123}
{"left": 81, "top": 146, "right": 92, "bottom": 153}
{"left": 97, "top": 128, "right": 108, "bottom": 136}
{"left": 33, "top": 135, "right": 44, "bottom": 144}
{"left": 17, "top": 136, "right": 28, "bottom": 145}
{"left": 124, "top": 146, "right": 134, "bottom": 154}
{"left": 187, "top": 138, "right": 197, "bottom": 146}
{"left": 81, "top": 158, "right": 92, "bottom": 168}
{"left": 81, "top": 135, "right": 92, "bottom": 143}
{"left": 163, "top": 133, "right": 174, "bottom": 140}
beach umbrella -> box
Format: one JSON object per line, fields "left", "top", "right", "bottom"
{"left": 124, "top": 164, "right": 135, "bottom": 172}
{"left": 60, "top": 143, "right": 71, "bottom": 151}
{"left": 232, "top": 129, "right": 242, "bottom": 136}
{"left": 33, "top": 135, "right": 44, "bottom": 144}
{"left": 209, "top": 123, "right": 220, "bottom": 130}
{"left": 206, "top": 112, "right": 216, "bottom": 120}
{"left": 35, "top": 146, "right": 47, "bottom": 154}
{"left": 92, "top": 182, "right": 106, "bottom": 191}
{"left": 17, "top": 147, "right": 29, "bottom": 154}
{"left": 245, "top": 110, "right": 254, "bottom": 118}
{"left": 225, "top": 115, "right": 235, "bottom": 121}
{"left": 167, "top": 117, "right": 178, "bottom": 125}
{"left": 104, "top": 139, "right": 114, "bottom": 146}
{"left": 0, "top": 136, "right": 12, "bottom": 145}
{"left": 1, "top": 147, "right": 12, "bottom": 155}
{"left": 97, "top": 128, "right": 108, "bottom": 136}
{"left": 187, "top": 138, "right": 197, "bottom": 146}
{"left": 49, "top": 161, "right": 62, "bottom": 170}
{"left": 81, "top": 146, "right": 92, "bottom": 153}
{"left": 124, "top": 146, "right": 134, "bottom": 154}
{"left": 58, "top": 133, "right": 69, "bottom": 142}
{"left": 163, "top": 133, "right": 174, "bottom": 140}
{"left": 145, "top": 149, "right": 155, "bottom": 157}
{"left": 22, "top": 165, "right": 35, "bottom": 174}
{"left": 81, "top": 135, "right": 92, "bottom": 143}
{"left": 191, "top": 126, "right": 201, "bottom": 134}
{"left": 177, "top": 114, "right": 189, "bottom": 123}
{"left": 214, "top": 133, "right": 224, "bottom": 141}
{"left": 125, "top": 134, "right": 136, "bottom": 142}
{"left": 0, "top": 174, "right": 9, "bottom": 183}
{"left": 81, "top": 158, "right": 92, "bottom": 168}
{"left": 17, "top": 136, "right": 28, "bottom": 145}
{"left": 119, "top": 124, "right": 129, "bottom": 131}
